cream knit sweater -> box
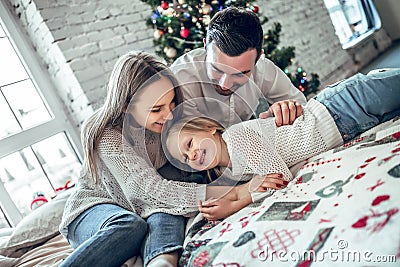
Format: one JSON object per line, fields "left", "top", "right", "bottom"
{"left": 60, "top": 127, "right": 206, "bottom": 236}
{"left": 222, "top": 99, "right": 343, "bottom": 201}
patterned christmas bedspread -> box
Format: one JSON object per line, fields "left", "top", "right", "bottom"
{"left": 180, "top": 118, "right": 400, "bottom": 267}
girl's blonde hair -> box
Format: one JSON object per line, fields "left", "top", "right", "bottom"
{"left": 168, "top": 117, "right": 225, "bottom": 136}
{"left": 164, "top": 117, "right": 226, "bottom": 181}
{"left": 82, "top": 51, "right": 183, "bottom": 184}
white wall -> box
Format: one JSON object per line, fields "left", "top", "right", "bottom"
{"left": 374, "top": 0, "right": 400, "bottom": 40}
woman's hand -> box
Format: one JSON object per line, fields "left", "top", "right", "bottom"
{"left": 248, "top": 173, "right": 288, "bottom": 192}
{"left": 199, "top": 173, "right": 287, "bottom": 220}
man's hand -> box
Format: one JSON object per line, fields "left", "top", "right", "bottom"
{"left": 259, "top": 100, "right": 303, "bottom": 126}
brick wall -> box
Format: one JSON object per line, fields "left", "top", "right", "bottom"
{"left": 257, "top": 0, "right": 391, "bottom": 86}
{"left": 4, "top": 0, "right": 393, "bottom": 137}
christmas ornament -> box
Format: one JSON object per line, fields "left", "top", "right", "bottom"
{"left": 162, "top": 7, "right": 174, "bottom": 16}
{"left": 202, "top": 4, "right": 212, "bottom": 14}
{"left": 164, "top": 46, "right": 177, "bottom": 58}
{"left": 180, "top": 27, "right": 190, "bottom": 38}
{"left": 153, "top": 29, "right": 163, "bottom": 40}
{"left": 151, "top": 10, "right": 161, "bottom": 21}
{"left": 203, "top": 15, "right": 211, "bottom": 25}
{"left": 160, "top": 1, "right": 168, "bottom": 10}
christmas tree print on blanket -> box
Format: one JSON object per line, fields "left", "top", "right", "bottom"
{"left": 257, "top": 200, "right": 320, "bottom": 221}
{"left": 358, "top": 131, "right": 400, "bottom": 150}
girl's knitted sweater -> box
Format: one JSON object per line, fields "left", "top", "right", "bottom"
{"left": 222, "top": 99, "right": 343, "bottom": 200}
{"left": 60, "top": 127, "right": 206, "bottom": 236}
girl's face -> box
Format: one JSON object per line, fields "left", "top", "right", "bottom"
{"left": 167, "top": 128, "right": 223, "bottom": 171}
{"left": 130, "top": 76, "right": 176, "bottom": 134}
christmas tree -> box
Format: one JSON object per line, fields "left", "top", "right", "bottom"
{"left": 143, "top": 0, "right": 320, "bottom": 97}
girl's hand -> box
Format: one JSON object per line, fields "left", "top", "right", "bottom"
{"left": 248, "top": 173, "right": 288, "bottom": 192}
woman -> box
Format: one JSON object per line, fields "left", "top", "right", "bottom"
{"left": 59, "top": 51, "right": 278, "bottom": 267}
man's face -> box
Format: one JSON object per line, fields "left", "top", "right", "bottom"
{"left": 205, "top": 43, "right": 258, "bottom": 96}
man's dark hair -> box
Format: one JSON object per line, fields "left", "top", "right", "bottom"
{"left": 206, "top": 7, "right": 263, "bottom": 59}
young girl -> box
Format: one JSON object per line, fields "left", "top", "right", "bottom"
{"left": 59, "top": 51, "right": 279, "bottom": 267}
{"left": 164, "top": 68, "right": 400, "bottom": 220}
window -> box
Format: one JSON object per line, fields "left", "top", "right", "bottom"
{"left": 324, "top": 0, "right": 381, "bottom": 49}
{"left": 0, "top": 3, "right": 82, "bottom": 227}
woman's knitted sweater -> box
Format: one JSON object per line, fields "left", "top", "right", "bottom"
{"left": 60, "top": 127, "right": 206, "bottom": 236}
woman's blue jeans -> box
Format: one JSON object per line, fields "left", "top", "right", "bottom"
{"left": 60, "top": 204, "right": 185, "bottom": 267}
{"left": 315, "top": 68, "right": 400, "bottom": 142}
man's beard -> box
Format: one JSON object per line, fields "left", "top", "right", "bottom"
{"left": 213, "top": 83, "right": 241, "bottom": 96}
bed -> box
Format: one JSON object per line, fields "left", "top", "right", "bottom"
{"left": 0, "top": 117, "right": 399, "bottom": 267}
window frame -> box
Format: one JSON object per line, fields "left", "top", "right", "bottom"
{"left": 324, "top": 0, "right": 382, "bottom": 49}
{"left": 0, "top": 1, "right": 82, "bottom": 227}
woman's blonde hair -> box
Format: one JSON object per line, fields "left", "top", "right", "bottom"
{"left": 82, "top": 51, "right": 184, "bottom": 184}
{"left": 164, "top": 116, "right": 226, "bottom": 181}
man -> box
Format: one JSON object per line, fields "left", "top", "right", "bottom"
{"left": 170, "top": 7, "right": 306, "bottom": 127}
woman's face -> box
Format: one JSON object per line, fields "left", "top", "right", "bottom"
{"left": 166, "top": 128, "right": 222, "bottom": 171}
{"left": 130, "top": 76, "right": 176, "bottom": 134}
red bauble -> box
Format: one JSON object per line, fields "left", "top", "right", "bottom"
{"left": 161, "top": 1, "right": 168, "bottom": 10}
{"left": 252, "top": 5, "right": 259, "bottom": 13}
{"left": 180, "top": 28, "right": 190, "bottom": 38}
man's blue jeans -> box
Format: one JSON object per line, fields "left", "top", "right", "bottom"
{"left": 315, "top": 68, "right": 400, "bottom": 142}
{"left": 60, "top": 204, "right": 185, "bottom": 267}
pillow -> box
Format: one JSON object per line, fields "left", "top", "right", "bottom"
{"left": 0, "top": 255, "right": 18, "bottom": 267}
{"left": 11, "top": 234, "right": 73, "bottom": 267}
{"left": 0, "top": 228, "right": 14, "bottom": 249}
{"left": 0, "top": 190, "right": 72, "bottom": 258}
